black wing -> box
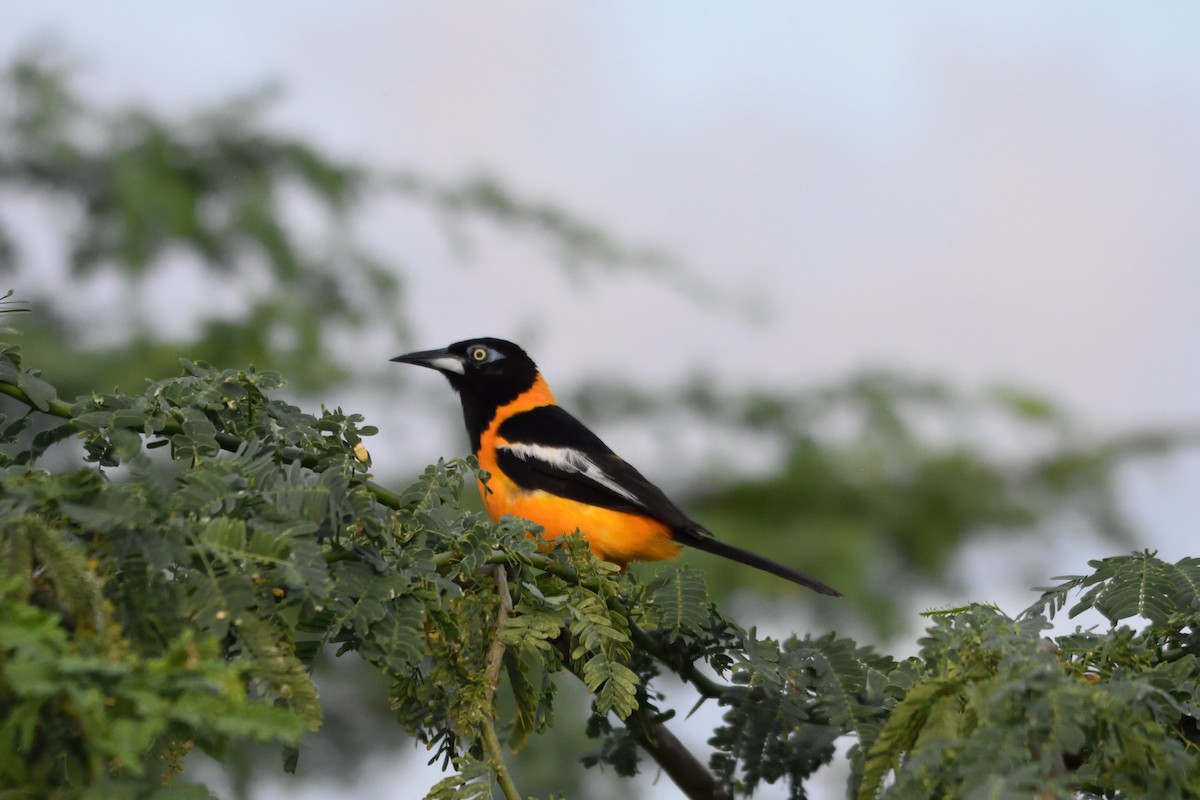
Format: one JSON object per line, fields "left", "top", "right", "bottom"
{"left": 494, "top": 405, "right": 693, "bottom": 529}
{"left": 496, "top": 405, "right": 841, "bottom": 596}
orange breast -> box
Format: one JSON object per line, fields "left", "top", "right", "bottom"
{"left": 475, "top": 376, "right": 681, "bottom": 566}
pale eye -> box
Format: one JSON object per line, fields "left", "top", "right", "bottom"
{"left": 469, "top": 346, "right": 489, "bottom": 363}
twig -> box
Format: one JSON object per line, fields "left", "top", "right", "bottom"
{"left": 630, "top": 714, "right": 730, "bottom": 800}
{"left": 0, "top": 380, "right": 73, "bottom": 418}
{"left": 443, "top": 549, "right": 600, "bottom": 589}
{"left": 484, "top": 565, "right": 513, "bottom": 695}
{"left": 622, "top": 612, "right": 728, "bottom": 701}
{"left": 550, "top": 632, "right": 729, "bottom": 800}
{"left": 480, "top": 721, "right": 520, "bottom": 800}
{"left": 480, "top": 565, "right": 520, "bottom": 800}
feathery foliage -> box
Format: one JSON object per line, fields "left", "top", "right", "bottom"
{"left": 855, "top": 566, "right": 1200, "bottom": 800}
{"left": 3, "top": 337, "right": 1200, "bottom": 799}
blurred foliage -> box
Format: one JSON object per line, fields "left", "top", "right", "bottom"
{"left": 572, "top": 372, "right": 1199, "bottom": 636}
{"left": 4, "top": 346, "right": 1200, "bottom": 800}
{"left": 0, "top": 44, "right": 680, "bottom": 397}
{"left": 0, "top": 46, "right": 385, "bottom": 394}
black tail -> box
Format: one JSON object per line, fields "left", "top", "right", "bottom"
{"left": 673, "top": 527, "right": 841, "bottom": 596}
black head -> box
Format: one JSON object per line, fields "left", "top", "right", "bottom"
{"left": 391, "top": 338, "right": 542, "bottom": 448}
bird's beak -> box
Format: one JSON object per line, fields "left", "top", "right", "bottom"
{"left": 390, "top": 347, "right": 466, "bottom": 375}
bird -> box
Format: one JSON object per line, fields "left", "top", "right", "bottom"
{"left": 391, "top": 338, "right": 839, "bottom": 596}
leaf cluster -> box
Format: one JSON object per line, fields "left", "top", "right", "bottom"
{"left": 4, "top": 342, "right": 1200, "bottom": 800}
{"left": 856, "top": 553, "right": 1200, "bottom": 799}
{"left": 2, "top": 354, "right": 325, "bottom": 796}
{"left": 0, "top": 343, "right": 702, "bottom": 796}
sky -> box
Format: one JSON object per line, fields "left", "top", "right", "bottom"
{"left": 5, "top": 5, "right": 1200, "bottom": 799}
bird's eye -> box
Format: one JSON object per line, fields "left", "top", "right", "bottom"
{"left": 469, "top": 346, "right": 489, "bottom": 363}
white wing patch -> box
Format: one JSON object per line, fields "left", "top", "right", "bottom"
{"left": 498, "top": 442, "right": 645, "bottom": 507}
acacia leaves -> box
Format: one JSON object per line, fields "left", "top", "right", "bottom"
{"left": 856, "top": 580, "right": 1200, "bottom": 800}
{"left": 0, "top": 343, "right": 661, "bottom": 796}
{"left": 1028, "top": 550, "right": 1200, "bottom": 626}
{"left": 4, "top": 342, "right": 1200, "bottom": 799}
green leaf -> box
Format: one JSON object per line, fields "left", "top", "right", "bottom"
{"left": 858, "top": 676, "right": 966, "bottom": 800}
{"left": 424, "top": 757, "right": 492, "bottom": 800}
{"left": 646, "top": 565, "right": 709, "bottom": 642}
{"left": 17, "top": 370, "right": 56, "bottom": 411}
{"left": 1069, "top": 551, "right": 1181, "bottom": 624}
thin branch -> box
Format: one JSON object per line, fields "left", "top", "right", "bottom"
{"left": 480, "top": 564, "right": 520, "bottom": 800}
{"left": 474, "top": 549, "right": 600, "bottom": 588}
{"left": 480, "top": 720, "right": 520, "bottom": 800}
{"left": 631, "top": 714, "right": 730, "bottom": 800}
{"left": 484, "top": 565, "right": 513, "bottom": 697}
{"left": 549, "top": 632, "right": 729, "bottom": 800}
{"left": 622, "top": 612, "right": 728, "bottom": 701}
{"left": 0, "top": 380, "right": 73, "bottom": 418}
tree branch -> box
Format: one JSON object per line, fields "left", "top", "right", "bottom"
{"left": 632, "top": 716, "right": 730, "bottom": 800}
{"left": 481, "top": 565, "right": 520, "bottom": 800}
{"left": 0, "top": 379, "right": 73, "bottom": 418}
{"left": 550, "top": 632, "right": 729, "bottom": 800}
{"left": 479, "top": 720, "right": 520, "bottom": 800}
